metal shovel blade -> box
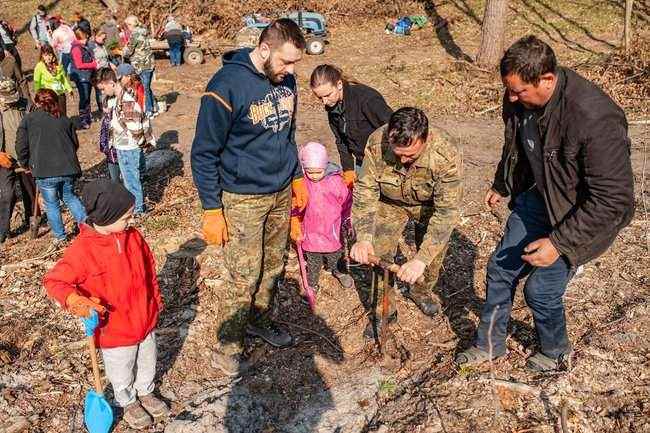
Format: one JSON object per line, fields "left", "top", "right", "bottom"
{"left": 84, "top": 389, "right": 114, "bottom": 433}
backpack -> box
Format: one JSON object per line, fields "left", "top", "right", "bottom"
{"left": 0, "top": 65, "right": 19, "bottom": 107}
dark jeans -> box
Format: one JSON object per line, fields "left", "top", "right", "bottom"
{"left": 168, "top": 40, "right": 183, "bottom": 66}
{"left": 0, "top": 167, "right": 33, "bottom": 242}
{"left": 60, "top": 52, "right": 72, "bottom": 75}
{"left": 75, "top": 80, "right": 92, "bottom": 127}
{"left": 139, "top": 69, "right": 155, "bottom": 115}
{"left": 475, "top": 188, "right": 574, "bottom": 360}
{"left": 94, "top": 85, "right": 103, "bottom": 114}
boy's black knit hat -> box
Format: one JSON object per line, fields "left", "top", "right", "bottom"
{"left": 82, "top": 179, "right": 135, "bottom": 226}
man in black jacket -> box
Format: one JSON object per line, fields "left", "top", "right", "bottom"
{"left": 456, "top": 36, "right": 634, "bottom": 372}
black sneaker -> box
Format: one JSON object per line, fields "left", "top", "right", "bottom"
{"left": 245, "top": 321, "right": 294, "bottom": 348}
{"left": 363, "top": 311, "right": 398, "bottom": 340}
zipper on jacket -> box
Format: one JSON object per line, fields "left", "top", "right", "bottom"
{"left": 114, "top": 234, "right": 122, "bottom": 254}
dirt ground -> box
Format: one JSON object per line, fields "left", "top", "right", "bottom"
{"left": 1, "top": 2, "right": 649, "bottom": 433}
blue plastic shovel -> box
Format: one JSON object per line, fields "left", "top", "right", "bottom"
{"left": 81, "top": 310, "right": 114, "bottom": 433}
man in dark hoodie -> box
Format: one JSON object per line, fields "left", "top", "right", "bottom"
{"left": 191, "top": 19, "right": 307, "bottom": 375}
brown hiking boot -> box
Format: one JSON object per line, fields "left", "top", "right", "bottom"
{"left": 139, "top": 394, "right": 170, "bottom": 418}
{"left": 123, "top": 401, "right": 153, "bottom": 429}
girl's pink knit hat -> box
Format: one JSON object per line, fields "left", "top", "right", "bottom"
{"left": 299, "top": 142, "right": 328, "bottom": 170}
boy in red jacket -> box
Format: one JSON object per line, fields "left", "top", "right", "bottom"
{"left": 44, "top": 179, "right": 168, "bottom": 430}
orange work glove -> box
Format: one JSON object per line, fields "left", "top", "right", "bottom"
{"left": 342, "top": 170, "right": 356, "bottom": 188}
{"left": 65, "top": 293, "right": 106, "bottom": 318}
{"left": 290, "top": 215, "right": 303, "bottom": 242}
{"left": 291, "top": 178, "right": 309, "bottom": 212}
{"left": 202, "top": 209, "right": 228, "bottom": 246}
{"left": 0, "top": 152, "right": 13, "bottom": 169}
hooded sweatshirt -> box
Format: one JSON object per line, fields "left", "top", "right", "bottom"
{"left": 43, "top": 224, "right": 162, "bottom": 349}
{"left": 191, "top": 48, "right": 302, "bottom": 210}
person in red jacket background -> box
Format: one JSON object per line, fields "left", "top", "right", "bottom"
{"left": 43, "top": 179, "right": 169, "bottom": 429}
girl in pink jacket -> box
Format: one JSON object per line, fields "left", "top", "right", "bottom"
{"left": 291, "top": 142, "right": 354, "bottom": 290}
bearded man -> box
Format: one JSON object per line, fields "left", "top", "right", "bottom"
{"left": 191, "top": 19, "right": 308, "bottom": 375}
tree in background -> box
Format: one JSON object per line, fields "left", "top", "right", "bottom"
{"left": 624, "top": 0, "right": 634, "bottom": 54}
{"left": 476, "top": 0, "right": 508, "bottom": 69}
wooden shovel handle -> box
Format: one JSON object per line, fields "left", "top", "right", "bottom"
{"left": 367, "top": 254, "right": 425, "bottom": 285}
{"left": 87, "top": 336, "right": 103, "bottom": 394}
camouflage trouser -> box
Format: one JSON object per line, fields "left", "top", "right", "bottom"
{"left": 371, "top": 200, "right": 448, "bottom": 317}
{"left": 217, "top": 184, "right": 291, "bottom": 354}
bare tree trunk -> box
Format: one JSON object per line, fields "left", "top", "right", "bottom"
{"left": 624, "top": 0, "right": 634, "bottom": 54}
{"left": 476, "top": 0, "right": 508, "bottom": 69}
{"left": 99, "top": 0, "right": 120, "bottom": 12}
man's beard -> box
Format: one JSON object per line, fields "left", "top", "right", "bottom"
{"left": 263, "top": 58, "right": 284, "bottom": 84}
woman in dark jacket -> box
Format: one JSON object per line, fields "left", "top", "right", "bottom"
{"left": 69, "top": 28, "right": 97, "bottom": 128}
{"left": 16, "top": 89, "right": 87, "bottom": 246}
{"left": 310, "top": 64, "right": 392, "bottom": 187}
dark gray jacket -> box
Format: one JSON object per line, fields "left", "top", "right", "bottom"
{"left": 16, "top": 111, "right": 82, "bottom": 179}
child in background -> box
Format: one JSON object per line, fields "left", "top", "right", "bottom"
{"left": 43, "top": 179, "right": 168, "bottom": 429}
{"left": 111, "top": 64, "right": 155, "bottom": 216}
{"left": 33, "top": 44, "right": 73, "bottom": 116}
{"left": 95, "top": 68, "right": 121, "bottom": 182}
{"left": 290, "top": 142, "right": 354, "bottom": 291}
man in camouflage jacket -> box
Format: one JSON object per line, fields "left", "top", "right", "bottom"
{"left": 351, "top": 107, "right": 462, "bottom": 339}
{"left": 122, "top": 16, "right": 156, "bottom": 115}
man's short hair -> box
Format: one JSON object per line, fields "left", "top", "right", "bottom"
{"left": 259, "top": 18, "right": 306, "bottom": 50}
{"left": 98, "top": 67, "right": 117, "bottom": 84}
{"left": 37, "top": 5, "right": 46, "bottom": 13}
{"left": 500, "top": 35, "right": 557, "bottom": 85}
{"left": 388, "top": 107, "right": 429, "bottom": 148}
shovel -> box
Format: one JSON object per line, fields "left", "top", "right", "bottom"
{"left": 296, "top": 241, "right": 317, "bottom": 311}
{"left": 81, "top": 310, "right": 114, "bottom": 433}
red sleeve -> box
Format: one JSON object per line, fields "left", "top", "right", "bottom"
{"left": 71, "top": 45, "right": 97, "bottom": 70}
{"left": 136, "top": 84, "right": 145, "bottom": 110}
{"left": 43, "top": 247, "right": 87, "bottom": 308}
{"left": 138, "top": 231, "right": 163, "bottom": 308}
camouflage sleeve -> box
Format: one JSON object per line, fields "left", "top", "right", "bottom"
{"left": 352, "top": 130, "right": 382, "bottom": 244}
{"left": 415, "top": 137, "right": 463, "bottom": 265}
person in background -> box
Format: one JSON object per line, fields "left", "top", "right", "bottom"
{"left": 0, "top": 19, "right": 21, "bottom": 71}
{"left": 49, "top": 16, "right": 76, "bottom": 74}
{"left": 0, "top": 49, "right": 36, "bottom": 248}
{"left": 100, "top": 11, "right": 120, "bottom": 47}
{"left": 310, "top": 64, "right": 392, "bottom": 188}
{"left": 122, "top": 16, "right": 156, "bottom": 117}
{"left": 112, "top": 64, "right": 156, "bottom": 216}
{"left": 88, "top": 29, "right": 110, "bottom": 115}
{"left": 16, "top": 89, "right": 87, "bottom": 249}
{"left": 71, "top": 11, "right": 92, "bottom": 36}
{"left": 116, "top": 63, "right": 145, "bottom": 109}
{"left": 69, "top": 28, "right": 97, "bottom": 129}
{"left": 30, "top": 5, "right": 51, "bottom": 49}
{"left": 162, "top": 15, "right": 183, "bottom": 67}
{"left": 96, "top": 68, "right": 121, "bottom": 182}
{"left": 33, "top": 44, "right": 73, "bottom": 116}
